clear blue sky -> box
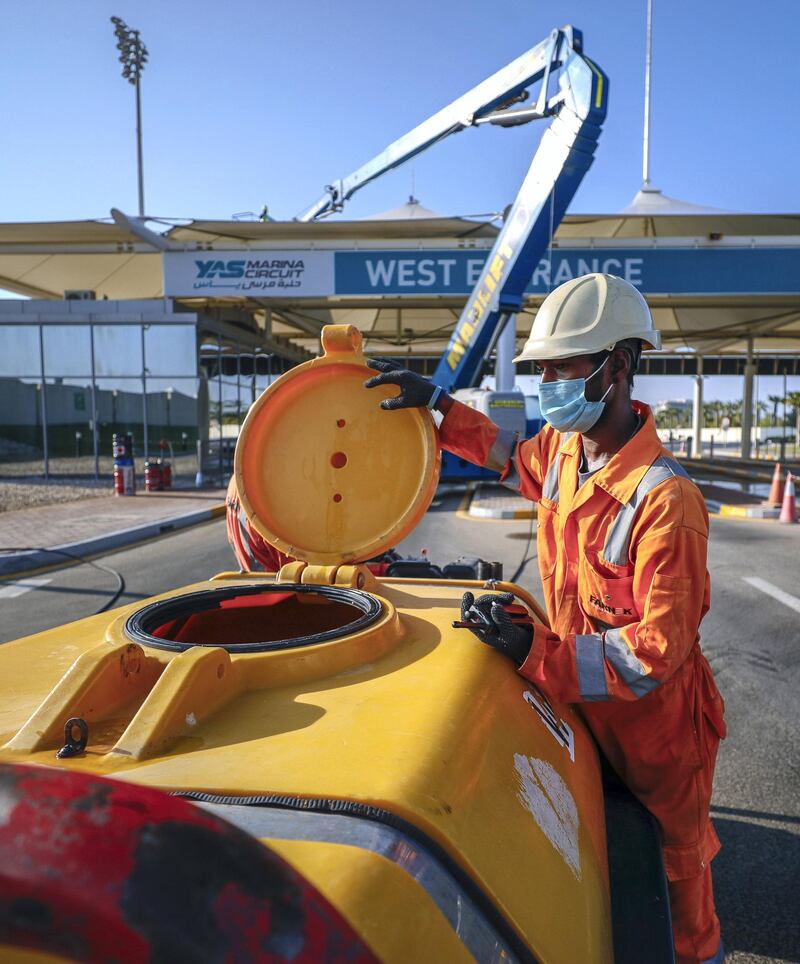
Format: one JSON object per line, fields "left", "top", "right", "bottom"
{"left": 2, "top": 0, "right": 798, "bottom": 404}
{"left": 2, "top": 0, "right": 798, "bottom": 220}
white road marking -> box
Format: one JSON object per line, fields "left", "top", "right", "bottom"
{"left": 0, "top": 576, "right": 52, "bottom": 599}
{"left": 742, "top": 576, "right": 800, "bottom": 615}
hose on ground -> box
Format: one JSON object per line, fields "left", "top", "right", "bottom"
{"left": 0, "top": 547, "right": 126, "bottom": 614}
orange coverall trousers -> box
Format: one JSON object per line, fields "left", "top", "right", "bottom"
{"left": 440, "top": 399, "right": 726, "bottom": 964}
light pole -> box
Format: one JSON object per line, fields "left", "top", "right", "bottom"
{"left": 111, "top": 16, "right": 149, "bottom": 217}
{"left": 642, "top": 0, "right": 654, "bottom": 188}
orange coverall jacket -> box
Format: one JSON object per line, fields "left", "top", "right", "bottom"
{"left": 226, "top": 477, "right": 291, "bottom": 574}
{"left": 439, "top": 399, "right": 727, "bottom": 883}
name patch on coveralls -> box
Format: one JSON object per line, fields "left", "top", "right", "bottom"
{"left": 588, "top": 594, "right": 634, "bottom": 617}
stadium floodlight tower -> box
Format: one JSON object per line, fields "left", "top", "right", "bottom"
{"left": 111, "top": 15, "right": 149, "bottom": 217}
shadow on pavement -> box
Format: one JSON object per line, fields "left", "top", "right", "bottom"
{"left": 712, "top": 812, "right": 800, "bottom": 961}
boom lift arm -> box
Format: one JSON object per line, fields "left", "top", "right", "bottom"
{"left": 298, "top": 26, "right": 608, "bottom": 392}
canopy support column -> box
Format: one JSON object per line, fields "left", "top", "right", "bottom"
{"left": 692, "top": 355, "right": 704, "bottom": 458}
{"left": 495, "top": 315, "right": 517, "bottom": 392}
{"left": 741, "top": 340, "right": 755, "bottom": 460}
{"left": 38, "top": 325, "right": 49, "bottom": 482}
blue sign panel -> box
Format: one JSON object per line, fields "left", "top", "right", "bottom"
{"left": 335, "top": 251, "right": 480, "bottom": 295}
{"left": 335, "top": 247, "right": 800, "bottom": 296}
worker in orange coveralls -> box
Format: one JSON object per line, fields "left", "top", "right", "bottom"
{"left": 365, "top": 273, "right": 727, "bottom": 964}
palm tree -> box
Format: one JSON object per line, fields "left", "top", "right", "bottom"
{"left": 785, "top": 392, "right": 800, "bottom": 447}
{"left": 657, "top": 407, "right": 683, "bottom": 430}
{"left": 768, "top": 394, "right": 784, "bottom": 426}
{"left": 722, "top": 400, "right": 741, "bottom": 428}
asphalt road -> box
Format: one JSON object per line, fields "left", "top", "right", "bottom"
{"left": 0, "top": 499, "right": 798, "bottom": 963}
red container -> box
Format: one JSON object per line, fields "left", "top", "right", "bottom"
{"left": 161, "top": 460, "right": 172, "bottom": 489}
{"left": 144, "top": 459, "right": 163, "bottom": 492}
{"left": 113, "top": 464, "right": 135, "bottom": 496}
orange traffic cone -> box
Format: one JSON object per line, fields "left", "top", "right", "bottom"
{"left": 779, "top": 472, "right": 797, "bottom": 524}
{"left": 767, "top": 462, "right": 785, "bottom": 506}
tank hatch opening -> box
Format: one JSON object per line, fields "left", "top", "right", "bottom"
{"left": 125, "top": 583, "right": 383, "bottom": 653}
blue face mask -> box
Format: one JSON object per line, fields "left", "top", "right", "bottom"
{"left": 538, "top": 357, "right": 613, "bottom": 434}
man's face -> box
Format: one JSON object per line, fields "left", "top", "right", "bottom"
{"left": 534, "top": 354, "right": 609, "bottom": 402}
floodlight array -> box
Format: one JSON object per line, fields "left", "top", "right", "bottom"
{"left": 111, "top": 15, "right": 148, "bottom": 85}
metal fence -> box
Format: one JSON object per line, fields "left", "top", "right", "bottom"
{"left": 0, "top": 317, "right": 200, "bottom": 485}
{"left": 0, "top": 301, "right": 293, "bottom": 494}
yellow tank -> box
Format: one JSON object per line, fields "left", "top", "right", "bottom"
{"left": 0, "top": 326, "right": 614, "bottom": 963}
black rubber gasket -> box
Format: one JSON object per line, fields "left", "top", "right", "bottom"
{"left": 174, "top": 790, "right": 538, "bottom": 964}
{"left": 125, "top": 583, "right": 382, "bottom": 653}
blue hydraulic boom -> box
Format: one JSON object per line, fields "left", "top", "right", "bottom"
{"left": 299, "top": 26, "right": 608, "bottom": 393}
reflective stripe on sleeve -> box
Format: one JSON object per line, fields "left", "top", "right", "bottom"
{"left": 542, "top": 454, "right": 561, "bottom": 503}
{"left": 575, "top": 633, "right": 609, "bottom": 701}
{"left": 603, "top": 455, "right": 689, "bottom": 565}
{"left": 499, "top": 436, "right": 522, "bottom": 492}
{"left": 501, "top": 462, "right": 523, "bottom": 493}
{"left": 604, "top": 628, "right": 660, "bottom": 698}
{"left": 486, "top": 427, "right": 518, "bottom": 473}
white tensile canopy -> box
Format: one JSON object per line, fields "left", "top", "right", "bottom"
{"left": 0, "top": 202, "right": 798, "bottom": 358}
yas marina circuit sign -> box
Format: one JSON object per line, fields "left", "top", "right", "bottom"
{"left": 163, "top": 246, "right": 800, "bottom": 298}
{"left": 163, "top": 250, "right": 334, "bottom": 296}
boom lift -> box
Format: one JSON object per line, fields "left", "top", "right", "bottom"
{"left": 299, "top": 26, "right": 608, "bottom": 477}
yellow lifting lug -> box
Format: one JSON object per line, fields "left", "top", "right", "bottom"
{"left": 3, "top": 640, "right": 163, "bottom": 755}
{"left": 110, "top": 645, "right": 240, "bottom": 761}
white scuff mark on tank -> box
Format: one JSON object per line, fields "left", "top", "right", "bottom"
{"left": 185, "top": 712, "right": 197, "bottom": 727}
{"left": 338, "top": 663, "right": 375, "bottom": 677}
{"left": 513, "top": 753, "right": 581, "bottom": 880}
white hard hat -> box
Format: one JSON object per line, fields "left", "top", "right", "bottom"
{"left": 513, "top": 273, "right": 662, "bottom": 363}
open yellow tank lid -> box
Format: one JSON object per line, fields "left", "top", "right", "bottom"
{"left": 235, "top": 324, "right": 441, "bottom": 565}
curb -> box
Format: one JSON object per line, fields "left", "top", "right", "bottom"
{"left": 469, "top": 504, "right": 536, "bottom": 520}
{"left": 678, "top": 456, "right": 795, "bottom": 484}
{"left": 471, "top": 495, "right": 771, "bottom": 520}
{"left": 465, "top": 485, "right": 776, "bottom": 523}
{"left": 704, "top": 500, "right": 780, "bottom": 519}
{"left": 466, "top": 484, "right": 537, "bottom": 520}
{"left": 468, "top": 491, "right": 774, "bottom": 522}
{"left": 0, "top": 504, "right": 226, "bottom": 578}
{"left": 718, "top": 503, "right": 780, "bottom": 519}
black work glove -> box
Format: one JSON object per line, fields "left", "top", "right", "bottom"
{"left": 460, "top": 591, "right": 532, "bottom": 667}
{"left": 364, "top": 358, "right": 443, "bottom": 411}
